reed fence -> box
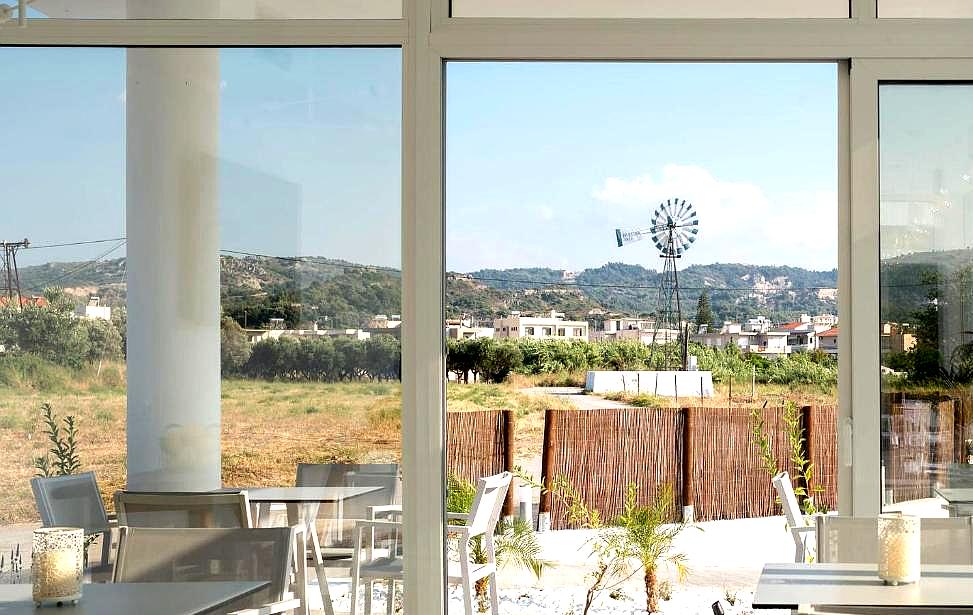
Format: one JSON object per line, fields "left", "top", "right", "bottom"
{"left": 446, "top": 409, "right": 516, "bottom": 515}
{"left": 540, "top": 405, "right": 838, "bottom": 529}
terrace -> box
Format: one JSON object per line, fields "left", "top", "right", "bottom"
{"left": 2, "top": 2, "right": 973, "bottom": 615}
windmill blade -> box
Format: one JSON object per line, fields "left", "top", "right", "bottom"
{"left": 673, "top": 198, "right": 688, "bottom": 221}
{"left": 615, "top": 227, "right": 654, "bottom": 247}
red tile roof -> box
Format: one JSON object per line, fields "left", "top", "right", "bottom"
{"left": 0, "top": 295, "right": 48, "bottom": 308}
{"left": 818, "top": 327, "right": 839, "bottom": 337}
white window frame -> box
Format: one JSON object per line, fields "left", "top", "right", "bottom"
{"left": 6, "top": 0, "right": 973, "bottom": 611}
{"left": 848, "top": 58, "right": 973, "bottom": 517}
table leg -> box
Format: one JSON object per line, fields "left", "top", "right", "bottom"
{"left": 256, "top": 502, "right": 271, "bottom": 528}
{"left": 288, "top": 503, "right": 335, "bottom": 615}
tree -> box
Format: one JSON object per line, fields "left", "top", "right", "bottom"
{"left": 479, "top": 340, "right": 523, "bottom": 383}
{"left": 221, "top": 317, "right": 252, "bottom": 376}
{"left": 695, "top": 290, "right": 713, "bottom": 329}
{"left": 84, "top": 318, "right": 123, "bottom": 374}
{"left": 4, "top": 288, "right": 91, "bottom": 369}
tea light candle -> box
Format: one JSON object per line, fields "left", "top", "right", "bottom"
{"left": 32, "top": 527, "right": 83, "bottom": 606}
{"left": 878, "top": 513, "right": 920, "bottom": 585}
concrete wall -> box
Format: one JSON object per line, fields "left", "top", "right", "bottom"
{"left": 585, "top": 370, "right": 715, "bottom": 397}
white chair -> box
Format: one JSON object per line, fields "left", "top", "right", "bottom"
{"left": 348, "top": 471, "right": 512, "bottom": 615}
{"left": 113, "top": 526, "right": 307, "bottom": 615}
{"left": 816, "top": 515, "right": 973, "bottom": 564}
{"left": 773, "top": 471, "right": 816, "bottom": 563}
{"left": 31, "top": 472, "right": 116, "bottom": 574}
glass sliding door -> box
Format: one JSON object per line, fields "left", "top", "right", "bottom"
{"left": 879, "top": 83, "right": 973, "bottom": 515}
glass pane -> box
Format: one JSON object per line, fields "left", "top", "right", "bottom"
{"left": 0, "top": 48, "right": 403, "bottom": 612}
{"left": 880, "top": 1, "right": 973, "bottom": 17}
{"left": 879, "top": 84, "right": 973, "bottom": 517}
{"left": 22, "top": 0, "right": 401, "bottom": 20}
{"left": 452, "top": 0, "right": 848, "bottom": 18}
{"left": 446, "top": 62, "right": 838, "bottom": 613}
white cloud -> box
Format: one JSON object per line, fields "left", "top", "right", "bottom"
{"left": 592, "top": 164, "right": 837, "bottom": 270}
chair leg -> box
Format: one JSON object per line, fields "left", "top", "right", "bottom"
{"left": 386, "top": 580, "right": 395, "bottom": 615}
{"left": 365, "top": 580, "right": 373, "bottom": 615}
{"left": 350, "top": 571, "right": 360, "bottom": 615}
{"left": 489, "top": 573, "right": 500, "bottom": 615}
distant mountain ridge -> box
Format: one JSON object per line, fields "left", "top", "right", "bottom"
{"left": 16, "top": 254, "right": 843, "bottom": 326}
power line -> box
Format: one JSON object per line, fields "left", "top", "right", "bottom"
{"left": 23, "top": 240, "right": 127, "bottom": 293}
{"left": 23, "top": 237, "right": 127, "bottom": 250}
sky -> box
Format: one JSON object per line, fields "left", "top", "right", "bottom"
{"left": 0, "top": 47, "right": 402, "bottom": 268}
{"left": 447, "top": 62, "right": 838, "bottom": 272}
{"left": 0, "top": 53, "right": 838, "bottom": 273}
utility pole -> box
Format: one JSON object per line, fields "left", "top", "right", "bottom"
{"left": 0, "top": 239, "right": 29, "bottom": 310}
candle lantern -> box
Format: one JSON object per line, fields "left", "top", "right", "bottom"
{"left": 32, "top": 527, "right": 83, "bottom": 606}
{"left": 878, "top": 513, "right": 920, "bottom": 585}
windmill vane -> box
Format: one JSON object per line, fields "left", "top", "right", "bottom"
{"left": 613, "top": 198, "right": 700, "bottom": 370}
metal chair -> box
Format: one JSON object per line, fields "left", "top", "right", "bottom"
{"left": 295, "top": 463, "right": 401, "bottom": 553}
{"left": 115, "top": 490, "right": 253, "bottom": 528}
{"left": 349, "top": 471, "right": 512, "bottom": 615}
{"left": 816, "top": 515, "right": 973, "bottom": 565}
{"left": 31, "top": 471, "right": 115, "bottom": 572}
{"left": 113, "top": 526, "right": 306, "bottom": 615}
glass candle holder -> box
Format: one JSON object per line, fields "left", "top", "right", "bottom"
{"left": 32, "top": 527, "right": 83, "bottom": 606}
{"left": 878, "top": 513, "right": 920, "bottom": 585}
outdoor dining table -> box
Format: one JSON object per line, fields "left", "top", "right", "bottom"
{"left": 753, "top": 563, "right": 973, "bottom": 613}
{"left": 234, "top": 486, "right": 384, "bottom": 615}
{"left": 933, "top": 487, "right": 973, "bottom": 517}
{"left": 0, "top": 581, "right": 269, "bottom": 615}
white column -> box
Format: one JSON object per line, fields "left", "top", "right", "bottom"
{"left": 125, "top": 40, "right": 222, "bottom": 491}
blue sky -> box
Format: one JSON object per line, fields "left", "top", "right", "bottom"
{"left": 0, "top": 53, "right": 837, "bottom": 273}
{"left": 0, "top": 47, "right": 402, "bottom": 268}
{"left": 447, "top": 62, "right": 838, "bottom": 272}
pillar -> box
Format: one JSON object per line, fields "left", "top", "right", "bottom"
{"left": 125, "top": 12, "right": 222, "bottom": 490}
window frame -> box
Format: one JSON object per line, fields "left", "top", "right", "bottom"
{"left": 5, "top": 1, "right": 973, "bottom": 612}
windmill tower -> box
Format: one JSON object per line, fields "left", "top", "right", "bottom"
{"left": 616, "top": 198, "right": 699, "bottom": 369}
{"left": 0, "top": 239, "right": 29, "bottom": 310}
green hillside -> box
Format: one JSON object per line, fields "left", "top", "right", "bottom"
{"left": 16, "top": 254, "right": 847, "bottom": 328}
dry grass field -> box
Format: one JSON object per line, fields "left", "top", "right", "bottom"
{"left": 0, "top": 363, "right": 569, "bottom": 525}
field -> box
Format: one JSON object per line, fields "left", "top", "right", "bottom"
{"left": 0, "top": 363, "right": 571, "bottom": 525}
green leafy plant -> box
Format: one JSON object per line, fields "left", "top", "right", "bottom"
{"left": 33, "top": 402, "right": 81, "bottom": 477}
{"left": 446, "top": 473, "right": 547, "bottom": 612}
{"left": 542, "top": 475, "right": 691, "bottom": 615}
{"left": 616, "top": 483, "right": 690, "bottom": 614}
{"left": 750, "top": 402, "right": 824, "bottom": 515}
{"left": 31, "top": 403, "right": 99, "bottom": 564}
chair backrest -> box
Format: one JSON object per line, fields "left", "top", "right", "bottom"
{"left": 113, "top": 527, "right": 295, "bottom": 607}
{"left": 296, "top": 463, "right": 400, "bottom": 520}
{"left": 115, "top": 491, "right": 252, "bottom": 528}
{"left": 773, "top": 471, "right": 807, "bottom": 531}
{"left": 816, "top": 516, "right": 973, "bottom": 565}
{"left": 467, "top": 472, "right": 512, "bottom": 537}
{"left": 31, "top": 471, "right": 110, "bottom": 533}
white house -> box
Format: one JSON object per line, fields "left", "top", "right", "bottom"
{"left": 445, "top": 324, "right": 494, "bottom": 339}
{"left": 493, "top": 310, "right": 589, "bottom": 341}
{"left": 818, "top": 327, "right": 839, "bottom": 355}
{"left": 76, "top": 296, "right": 112, "bottom": 321}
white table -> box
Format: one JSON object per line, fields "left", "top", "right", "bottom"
{"left": 0, "top": 581, "right": 269, "bottom": 615}
{"left": 753, "top": 563, "right": 973, "bottom": 613}
{"left": 242, "top": 486, "right": 383, "bottom": 615}
{"left": 933, "top": 487, "right": 973, "bottom": 517}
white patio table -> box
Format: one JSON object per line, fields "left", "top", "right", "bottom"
{"left": 0, "top": 581, "right": 269, "bottom": 615}
{"left": 753, "top": 563, "right": 973, "bottom": 614}
{"left": 236, "top": 486, "right": 383, "bottom": 615}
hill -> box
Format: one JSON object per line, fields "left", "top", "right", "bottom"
{"left": 469, "top": 262, "right": 838, "bottom": 323}
{"left": 16, "top": 254, "right": 844, "bottom": 327}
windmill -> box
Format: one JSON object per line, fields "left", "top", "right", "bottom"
{"left": 616, "top": 198, "right": 699, "bottom": 370}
